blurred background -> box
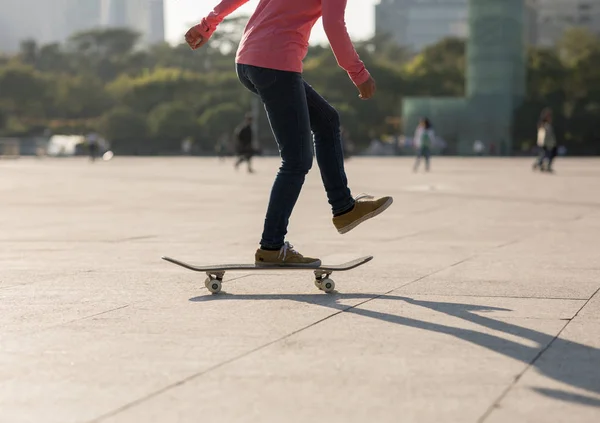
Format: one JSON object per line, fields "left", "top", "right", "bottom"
{"left": 0, "top": 0, "right": 599, "bottom": 158}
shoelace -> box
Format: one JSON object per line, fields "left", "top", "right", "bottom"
{"left": 278, "top": 241, "right": 300, "bottom": 261}
{"left": 354, "top": 193, "right": 374, "bottom": 201}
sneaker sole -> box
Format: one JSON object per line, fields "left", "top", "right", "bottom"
{"left": 255, "top": 260, "right": 322, "bottom": 268}
{"left": 337, "top": 197, "right": 394, "bottom": 235}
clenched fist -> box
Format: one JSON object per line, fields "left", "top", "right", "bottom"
{"left": 357, "top": 76, "right": 376, "bottom": 100}
{"left": 185, "top": 25, "right": 208, "bottom": 50}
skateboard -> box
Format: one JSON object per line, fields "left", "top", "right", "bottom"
{"left": 161, "top": 255, "right": 373, "bottom": 294}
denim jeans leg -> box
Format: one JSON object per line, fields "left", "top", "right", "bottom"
{"left": 424, "top": 148, "right": 431, "bottom": 171}
{"left": 304, "top": 81, "right": 354, "bottom": 215}
{"left": 237, "top": 64, "right": 313, "bottom": 250}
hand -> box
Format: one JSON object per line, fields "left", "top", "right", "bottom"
{"left": 185, "top": 25, "right": 208, "bottom": 50}
{"left": 357, "top": 76, "right": 376, "bottom": 100}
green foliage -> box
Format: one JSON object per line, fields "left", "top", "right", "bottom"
{"left": 50, "top": 74, "right": 113, "bottom": 119}
{"left": 0, "top": 25, "right": 599, "bottom": 154}
{"left": 198, "top": 102, "right": 244, "bottom": 147}
{"left": 0, "top": 63, "right": 48, "bottom": 118}
{"left": 148, "top": 102, "right": 198, "bottom": 151}
{"left": 99, "top": 107, "right": 148, "bottom": 154}
{"left": 403, "top": 38, "right": 466, "bottom": 96}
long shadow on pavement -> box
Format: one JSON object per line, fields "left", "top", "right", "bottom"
{"left": 191, "top": 292, "right": 600, "bottom": 408}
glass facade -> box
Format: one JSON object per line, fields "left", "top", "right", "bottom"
{"left": 532, "top": 0, "right": 600, "bottom": 45}
{"left": 467, "top": 0, "right": 526, "bottom": 99}
{"left": 403, "top": 98, "right": 467, "bottom": 153}
{"left": 0, "top": 0, "right": 164, "bottom": 52}
{"left": 403, "top": 0, "right": 527, "bottom": 155}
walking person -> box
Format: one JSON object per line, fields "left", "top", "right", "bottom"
{"left": 234, "top": 113, "right": 255, "bottom": 173}
{"left": 86, "top": 132, "right": 100, "bottom": 162}
{"left": 185, "top": 0, "right": 393, "bottom": 266}
{"left": 413, "top": 118, "right": 434, "bottom": 172}
{"left": 533, "top": 108, "right": 557, "bottom": 172}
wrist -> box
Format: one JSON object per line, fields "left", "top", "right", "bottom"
{"left": 197, "top": 18, "right": 214, "bottom": 38}
{"left": 351, "top": 69, "right": 371, "bottom": 87}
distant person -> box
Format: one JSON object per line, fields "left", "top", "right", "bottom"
{"left": 473, "top": 140, "right": 484, "bottom": 156}
{"left": 413, "top": 117, "right": 434, "bottom": 172}
{"left": 185, "top": 0, "right": 393, "bottom": 266}
{"left": 234, "top": 113, "right": 256, "bottom": 173}
{"left": 533, "top": 109, "right": 557, "bottom": 172}
{"left": 182, "top": 137, "right": 193, "bottom": 155}
{"left": 86, "top": 132, "right": 100, "bottom": 162}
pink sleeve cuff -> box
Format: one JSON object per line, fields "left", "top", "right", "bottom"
{"left": 197, "top": 18, "right": 216, "bottom": 40}
{"left": 350, "top": 68, "right": 370, "bottom": 86}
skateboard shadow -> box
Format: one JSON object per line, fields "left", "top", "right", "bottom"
{"left": 190, "top": 292, "right": 600, "bottom": 408}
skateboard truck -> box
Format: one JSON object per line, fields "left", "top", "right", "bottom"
{"left": 314, "top": 270, "right": 335, "bottom": 293}
{"left": 204, "top": 271, "right": 225, "bottom": 293}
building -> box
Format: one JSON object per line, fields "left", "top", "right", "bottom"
{"left": 101, "top": 0, "right": 128, "bottom": 27}
{"left": 66, "top": 0, "right": 104, "bottom": 37}
{"left": 375, "top": 0, "right": 600, "bottom": 51}
{"left": 0, "top": 0, "right": 73, "bottom": 53}
{"left": 403, "top": 0, "right": 527, "bottom": 155}
{"left": 530, "top": 0, "right": 600, "bottom": 46}
{"left": 101, "top": 0, "right": 165, "bottom": 46}
{"left": 0, "top": 0, "right": 164, "bottom": 53}
{"left": 375, "top": 0, "right": 469, "bottom": 52}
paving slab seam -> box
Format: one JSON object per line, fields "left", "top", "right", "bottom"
{"left": 88, "top": 249, "right": 513, "bottom": 422}
{"left": 88, "top": 260, "right": 469, "bottom": 423}
{"left": 0, "top": 284, "right": 28, "bottom": 291}
{"left": 9, "top": 305, "right": 133, "bottom": 339}
{"left": 478, "top": 286, "right": 600, "bottom": 423}
{"left": 406, "top": 190, "right": 600, "bottom": 209}
{"left": 87, "top": 305, "right": 359, "bottom": 423}
{"left": 54, "top": 305, "right": 132, "bottom": 329}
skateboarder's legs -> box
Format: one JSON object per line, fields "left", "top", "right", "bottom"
{"left": 305, "top": 82, "right": 354, "bottom": 215}
{"left": 237, "top": 64, "right": 353, "bottom": 251}
{"left": 237, "top": 63, "right": 392, "bottom": 265}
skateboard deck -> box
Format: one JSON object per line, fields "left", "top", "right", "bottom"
{"left": 162, "top": 255, "right": 373, "bottom": 294}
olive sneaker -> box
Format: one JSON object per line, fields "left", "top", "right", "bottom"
{"left": 255, "top": 242, "right": 321, "bottom": 267}
{"left": 333, "top": 194, "right": 393, "bottom": 234}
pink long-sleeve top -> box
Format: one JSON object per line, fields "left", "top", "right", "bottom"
{"left": 197, "top": 0, "right": 370, "bottom": 86}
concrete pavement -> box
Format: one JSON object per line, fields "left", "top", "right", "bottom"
{"left": 1, "top": 157, "right": 599, "bottom": 422}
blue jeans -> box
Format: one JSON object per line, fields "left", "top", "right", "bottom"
{"left": 236, "top": 64, "right": 354, "bottom": 249}
{"left": 414, "top": 146, "right": 431, "bottom": 171}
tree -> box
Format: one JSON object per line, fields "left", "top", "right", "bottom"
{"left": 99, "top": 107, "right": 148, "bottom": 154}
{"left": 19, "top": 40, "right": 38, "bottom": 66}
{"left": 526, "top": 47, "right": 566, "bottom": 100}
{"left": 37, "top": 43, "right": 70, "bottom": 73}
{"left": 403, "top": 38, "right": 466, "bottom": 97}
{"left": 198, "top": 102, "right": 245, "bottom": 150}
{"left": 558, "top": 27, "right": 600, "bottom": 68}
{"left": 3, "top": 26, "right": 600, "bottom": 155}
{"left": 0, "top": 64, "right": 48, "bottom": 119}
{"left": 68, "top": 28, "right": 140, "bottom": 58}
{"left": 108, "top": 68, "right": 206, "bottom": 113}
{"left": 148, "top": 102, "right": 198, "bottom": 152}
{"left": 67, "top": 28, "right": 141, "bottom": 81}
{"left": 50, "top": 74, "right": 113, "bottom": 119}
{"left": 207, "top": 16, "right": 249, "bottom": 53}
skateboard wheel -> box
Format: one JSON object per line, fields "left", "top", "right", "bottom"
{"left": 206, "top": 279, "right": 222, "bottom": 294}
{"left": 320, "top": 278, "right": 335, "bottom": 293}
{"left": 204, "top": 277, "right": 213, "bottom": 289}
{"left": 314, "top": 279, "right": 323, "bottom": 290}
